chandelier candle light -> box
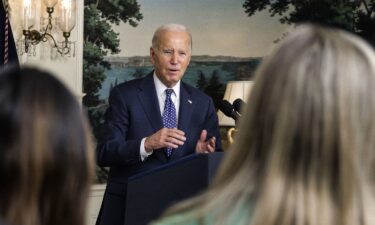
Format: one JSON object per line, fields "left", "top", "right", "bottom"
{"left": 22, "top": 0, "right": 76, "bottom": 55}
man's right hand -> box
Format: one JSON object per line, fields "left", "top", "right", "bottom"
{"left": 144, "top": 128, "right": 186, "bottom": 153}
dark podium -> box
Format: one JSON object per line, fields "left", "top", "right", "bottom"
{"left": 124, "top": 152, "right": 224, "bottom": 225}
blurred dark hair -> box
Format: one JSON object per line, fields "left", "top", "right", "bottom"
{"left": 0, "top": 66, "right": 94, "bottom": 225}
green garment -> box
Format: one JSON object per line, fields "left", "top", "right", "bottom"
{"left": 151, "top": 214, "right": 201, "bottom": 225}
{"left": 151, "top": 206, "right": 251, "bottom": 225}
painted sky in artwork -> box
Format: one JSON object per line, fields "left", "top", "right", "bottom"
{"left": 114, "top": 0, "right": 291, "bottom": 58}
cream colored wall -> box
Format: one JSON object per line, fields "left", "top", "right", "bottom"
{"left": 87, "top": 184, "right": 106, "bottom": 225}
{"left": 8, "top": 0, "right": 84, "bottom": 100}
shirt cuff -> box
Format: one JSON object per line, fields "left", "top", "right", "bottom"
{"left": 140, "top": 137, "right": 153, "bottom": 161}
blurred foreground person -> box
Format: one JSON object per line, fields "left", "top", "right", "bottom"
{"left": 151, "top": 24, "right": 375, "bottom": 225}
{"left": 0, "top": 67, "right": 94, "bottom": 225}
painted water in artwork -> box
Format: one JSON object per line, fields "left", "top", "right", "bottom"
{"left": 88, "top": 55, "right": 261, "bottom": 132}
{"left": 101, "top": 56, "right": 260, "bottom": 99}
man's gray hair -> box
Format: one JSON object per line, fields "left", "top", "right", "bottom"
{"left": 151, "top": 23, "right": 192, "bottom": 50}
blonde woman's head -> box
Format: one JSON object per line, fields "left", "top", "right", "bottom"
{"left": 218, "top": 24, "right": 375, "bottom": 225}
{"left": 154, "top": 24, "right": 375, "bottom": 225}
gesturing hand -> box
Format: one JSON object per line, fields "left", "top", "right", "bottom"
{"left": 144, "top": 128, "right": 186, "bottom": 153}
{"left": 195, "top": 129, "right": 216, "bottom": 154}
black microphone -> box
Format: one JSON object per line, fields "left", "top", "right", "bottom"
{"left": 233, "top": 98, "right": 246, "bottom": 114}
{"left": 217, "top": 99, "right": 239, "bottom": 121}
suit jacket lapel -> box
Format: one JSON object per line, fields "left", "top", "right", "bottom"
{"left": 138, "top": 73, "right": 163, "bottom": 130}
{"left": 170, "top": 83, "right": 194, "bottom": 159}
{"left": 137, "top": 73, "right": 167, "bottom": 162}
{"left": 178, "top": 83, "right": 194, "bottom": 133}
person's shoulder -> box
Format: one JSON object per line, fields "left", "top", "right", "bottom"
{"left": 181, "top": 82, "right": 210, "bottom": 100}
{"left": 117, "top": 77, "right": 143, "bottom": 89}
{"left": 112, "top": 75, "right": 149, "bottom": 94}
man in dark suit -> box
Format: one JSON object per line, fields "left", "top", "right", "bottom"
{"left": 95, "top": 23, "right": 221, "bottom": 225}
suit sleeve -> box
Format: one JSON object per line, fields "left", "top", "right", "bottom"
{"left": 96, "top": 86, "right": 142, "bottom": 167}
{"left": 205, "top": 97, "right": 222, "bottom": 151}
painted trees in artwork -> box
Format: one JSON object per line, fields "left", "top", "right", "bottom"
{"left": 83, "top": 1, "right": 143, "bottom": 183}
{"left": 83, "top": 0, "right": 143, "bottom": 107}
{"left": 195, "top": 70, "right": 225, "bottom": 109}
{"left": 243, "top": 0, "right": 375, "bottom": 46}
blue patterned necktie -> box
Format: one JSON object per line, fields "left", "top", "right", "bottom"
{"left": 162, "top": 89, "right": 177, "bottom": 157}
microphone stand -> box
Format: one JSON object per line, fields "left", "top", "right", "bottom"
{"left": 226, "top": 111, "right": 241, "bottom": 145}
{"left": 227, "top": 127, "right": 237, "bottom": 144}
{"left": 217, "top": 99, "right": 241, "bottom": 147}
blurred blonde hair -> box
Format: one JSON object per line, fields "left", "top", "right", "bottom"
{"left": 154, "top": 24, "right": 375, "bottom": 225}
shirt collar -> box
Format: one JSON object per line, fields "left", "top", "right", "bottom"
{"left": 153, "top": 72, "right": 180, "bottom": 99}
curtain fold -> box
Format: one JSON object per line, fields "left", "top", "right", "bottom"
{"left": 1, "top": 0, "right": 19, "bottom": 68}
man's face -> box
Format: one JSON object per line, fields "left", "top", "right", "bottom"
{"left": 150, "top": 30, "right": 191, "bottom": 87}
